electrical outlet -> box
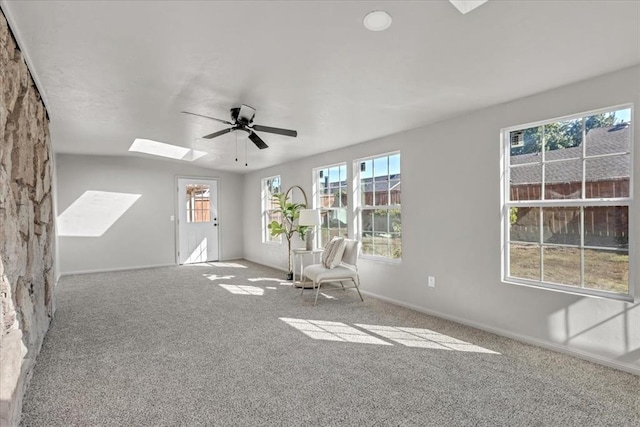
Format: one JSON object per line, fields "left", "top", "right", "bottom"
{"left": 428, "top": 276, "right": 435, "bottom": 288}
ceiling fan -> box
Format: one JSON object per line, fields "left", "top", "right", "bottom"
{"left": 181, "top": 104, "right": 297, "bottom": 150}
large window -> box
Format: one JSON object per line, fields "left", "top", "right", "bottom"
{"left": 314, "top": 163, "right": 348, "bottom": 248}
{"left": 503, "top": 106, "right": 633, "bottom": 300}
{"left": 262, "top": 175, "right": 281, "bottom": 243}
{"left": 356, "top": 152, "right": 401, "bottom": 259}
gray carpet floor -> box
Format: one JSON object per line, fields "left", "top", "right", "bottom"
{"left": 20, "top": 260, "right": 639, "bottom": 426}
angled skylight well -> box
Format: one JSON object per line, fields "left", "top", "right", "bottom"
{"left": 129, "top": 138, "right": 207, "bottom": 162}
{"left": 449, "top": 0, "right": 488, "bottom": 15}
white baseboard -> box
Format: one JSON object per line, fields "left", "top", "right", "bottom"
{"left": 244, "top": 257, "right": 288, "bottom": 273}
{"left": 361, "top": 290, "right": 640, "bottom": 376}
{"left": 59, "top": 263, "right": 176, "bottom": 277}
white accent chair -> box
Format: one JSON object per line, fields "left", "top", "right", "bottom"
{"left": 301, "top": 239, "right": 364, "bottom": 305}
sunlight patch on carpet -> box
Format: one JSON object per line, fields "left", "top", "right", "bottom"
{"left": 280, "top": 318, "right": 391, "bottom": 345}
{"left": 204, "top": 274, "right": 235, "bottom": 281}
{"left": 356, "top": 324, "right": 500, "bottom": 354}
{"left": 219, "top": 284, "right": 264, "bottom": 295}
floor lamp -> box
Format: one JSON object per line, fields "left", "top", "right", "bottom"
{"left": 298, "top": 209, "right": 320, "bottom": 251}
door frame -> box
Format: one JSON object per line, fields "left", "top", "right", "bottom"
{"left": 174, "top": 175, "right": 221, "bottom": 264}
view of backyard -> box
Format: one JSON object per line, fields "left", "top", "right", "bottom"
{"left": 509, "top": 244, "right": 628, "bottom": 294}
{"left": 507, "top": 108, "right": 631, "bottom": 296}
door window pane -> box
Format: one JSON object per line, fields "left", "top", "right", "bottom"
{"left": 186, "top": 184, "right": 210, "bottom": 223}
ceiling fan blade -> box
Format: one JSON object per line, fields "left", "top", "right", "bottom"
{"left": 203, "top": 127, "right": 234, "bottom": 139}
{"left": 251, "top": 124, "right": 298, "bottom": 138}
{"left": 181, "top": 111, "right": 233, "bottom": 125}
{"left": 248, "top": 131, "right": 269, "bottom": 150}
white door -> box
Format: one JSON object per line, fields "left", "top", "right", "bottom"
{"left": 177, "top": 178, "right": 219, "bottom": 264}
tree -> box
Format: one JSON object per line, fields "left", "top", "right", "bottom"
{"left": 511, "top": 112, "right": 618, "bottom": 156}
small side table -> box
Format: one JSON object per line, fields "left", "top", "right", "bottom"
{"left": 292, "top": 248, "right": 323, "bottom": 287}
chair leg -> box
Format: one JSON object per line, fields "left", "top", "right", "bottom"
{"left": 314, "top": 281, "right": 322, "bottom": 305}
{"left": 301, "top": 275, "right": 307, "bottom": 295}
{"left": 354, "top": 275, "right": 364, "bottom": 302}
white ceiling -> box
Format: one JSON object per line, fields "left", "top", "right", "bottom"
{"left": 3, "top": 0, "right": 639, "bottom": 173}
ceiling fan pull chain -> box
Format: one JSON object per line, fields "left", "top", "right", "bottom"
{"left": 235, "top": 133, "right": 238, "bottom": 162}
{"left": 245, "top": 138, "right": 248, "bottom": 167}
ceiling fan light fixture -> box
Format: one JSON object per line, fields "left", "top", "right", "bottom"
{"left": 363, "top": 10, "right": 392, "bottom": 32}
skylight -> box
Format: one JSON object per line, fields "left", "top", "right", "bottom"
{"left": 129, "top": 138, "right": 207, "bottom": 161}
{"left": 449, "top": 0, "right": 488, "bottom": 14}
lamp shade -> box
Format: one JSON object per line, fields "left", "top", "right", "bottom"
{"left": 298, "top": 209, "right": 320, "bottom": 226}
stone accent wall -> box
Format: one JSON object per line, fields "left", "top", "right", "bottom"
{"left": 1, "top": 10, "right": 55, "bottom": 427}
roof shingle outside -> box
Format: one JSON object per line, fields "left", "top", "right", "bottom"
{"left": 321, "top": 176, "right": 401, "bottom": 194}
{"left": 511, "top": 125, "right": 630, "bottom": 185}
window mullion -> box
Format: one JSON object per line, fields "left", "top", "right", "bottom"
{"left": 541, "top": 125, "right": 546, "bottom": 201}
{"left": 580, "top": 206, "right": 585, "bottom": 289}
{"left": 539, "top": 205, "right": 544, "bottom": 282}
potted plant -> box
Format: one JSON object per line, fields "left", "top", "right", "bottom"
{"left": 268, "top": 189, "right": 308, "bottom": 280}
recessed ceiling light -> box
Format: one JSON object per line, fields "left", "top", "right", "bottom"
{"left": 363, "top": 10, "right": 392, "bottom": 32}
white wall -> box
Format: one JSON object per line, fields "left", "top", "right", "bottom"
{"left": 55, "top": 154, "right": 244, "bottom": 274}
{"left": 243, "top": 66, "right": 640, "bottom": 373}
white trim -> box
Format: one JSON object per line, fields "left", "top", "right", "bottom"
{"left": 503, "top": 277, "right": 635, "bottom": 303}
{"left": 243, "top": 257, "right": 288, "bottom": 273}
{"left": 506, "top": 198, "right": 630, "bottom": 207}
{"left": 502, "top": 104, "right": 634, "bottom": 300}
{"left": 360, "top": 290, "right": 640, "bottom": 376}
{"left": 59, "top": 263, "right": 175, "bottom": 277}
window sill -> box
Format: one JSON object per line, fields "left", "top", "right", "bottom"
{"left": 262, "top": 240, "right": 282, "bottom": 245}
{"left": 503, "top": 277, "right": 634, "bottom": 303}
{"left": 360, "top": 255, "right": 402, "bottom": 265}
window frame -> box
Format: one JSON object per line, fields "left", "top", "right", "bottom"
{"left": 501, "top": 104, "right": 634, "bottom": 302}
{"left": 262, "top": 175, "right": 281, "bottom": 244}
{"left": 313, "top": 162, "right": 349, "bottom": 248}
{"left": 354, "top": 151, "right": 402, "bottom": 262}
